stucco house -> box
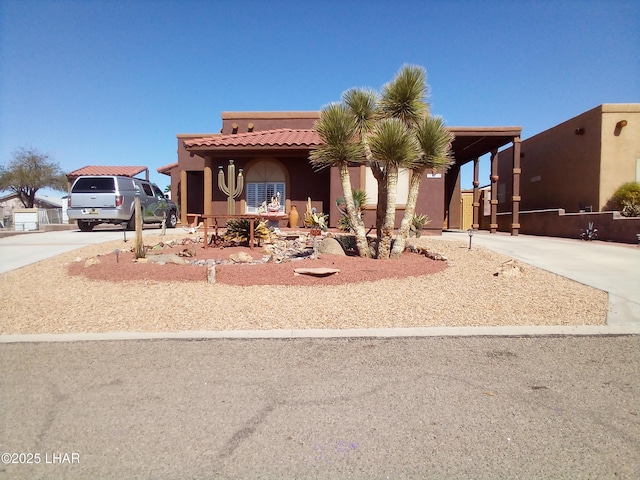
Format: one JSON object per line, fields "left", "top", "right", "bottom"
{"left": 474, "top": 103, "right": 640, "bottom": 242}
{"left": 159, "top": 112, "right": 522, "bottom": 234}
{"left": 496, "top": 104, "right": 639, "bottom": 214}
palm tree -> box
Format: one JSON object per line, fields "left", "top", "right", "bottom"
{"left": 309, "top": 103, "right": 371, "bottom": 257}
{"left": 391, "top": 116, "right": 454, "bottom": 257}
{"left": 368, "top": 117, "right": 420, "bottom": 259}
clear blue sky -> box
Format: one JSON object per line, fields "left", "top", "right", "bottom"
{"left": 1, "top": 0, "right": 638, "bottom": 195}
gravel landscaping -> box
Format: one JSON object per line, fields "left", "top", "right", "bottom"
{"left": 0, "top": 232, "right": 607, "bottom": 334}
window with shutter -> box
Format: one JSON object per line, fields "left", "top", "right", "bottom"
{"left": 246, "top": 182, "right": 284, "bottom": 213}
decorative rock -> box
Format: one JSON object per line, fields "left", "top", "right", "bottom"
{"left": 84, "top": 257, "right": 100, "bottom": 267}
{"left": 229, "top": 251, "right": 254, "bottom": 263}
{"left": 207, "top": 265, "right": 216, "bottom": 284}
{"left": 409, "top": 245, "right": 448, "bottom": 261}
{"left": 177, "top": 246, "right": 197, "bottom": 257}
{"left": 294, "top": 267, "right": 340, "bottom": 277}
{"left": 494, "top": 259, "right": 524, "bottom": 277}
{"left": 318, "top": 237, "right": 346, "bottom": 256}
{"left": 146, "top": 254, "right": 187, "bottom": 265}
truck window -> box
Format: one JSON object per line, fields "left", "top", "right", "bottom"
{"left": 72, "top": 178, "right": 116, "bottom": 193}
{"left": 152, "top": 185, "right": 165, "bottom": 199}
{"left": 141, "top": 183, "right": 154, "bottom": 197}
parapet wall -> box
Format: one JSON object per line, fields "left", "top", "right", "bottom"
{"left": 485, "top": 209, "right": 640, "bottom": 244}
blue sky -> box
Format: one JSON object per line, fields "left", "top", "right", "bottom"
{"left": 1, "top": 0, "right": 638, "bottom": 195}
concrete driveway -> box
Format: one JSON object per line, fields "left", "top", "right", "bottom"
{"left": 442, "top": 231, "right": 640, "bottom": 325}
{"left": 0, "top": 226, "right": 164, "bottom": 275}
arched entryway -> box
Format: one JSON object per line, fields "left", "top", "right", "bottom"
{"left": 243, "top": 158, "right": 289, "bottom": 214}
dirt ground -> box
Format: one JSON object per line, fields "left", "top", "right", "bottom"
{"left": 0, "top": 232, "right": 608, "bottom": 334}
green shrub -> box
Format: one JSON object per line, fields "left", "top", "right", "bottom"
{"left": 610, "top": 182, "right": 640, "bottom": 211}
{"left": 336, "top": 189, "right": 367, "bottom": 232}
{"left": 224, "top": 218, "right": 272, "bottom": 244}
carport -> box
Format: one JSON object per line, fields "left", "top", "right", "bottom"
{"left": 446, "top": 127, "right": 522, "bottom": 234}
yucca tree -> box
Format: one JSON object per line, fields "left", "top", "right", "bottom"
{"left": 391, "top": 116, "right": 454, "bottom": 257}
{"left": 342, "top": 88, "right": 386, "bottom": 236}
{"left": 379, "top": 64, "right": 429, "bottom": 127}
{"left": 374, "top": 65, "right": 430, "bottom": 241}
{"left": 309, "top": 103, "right": 370, "bottom": 257}
{"left": 368, "top": 117, "right": 420, "bottom": 259}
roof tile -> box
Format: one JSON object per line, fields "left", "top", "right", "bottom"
{"left": 184, "top": 129, "right": 321, "bottom": 148}
{"left": 67, "top": 166, "right": 148, "bottom": 177}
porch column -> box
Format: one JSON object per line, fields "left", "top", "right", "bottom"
{"left": 472, "top": 158, "right": 480, "bottom": 229}
{"left": 489, "top": 149, "right": 499, "bottom": 233}
{"left": 180, "top": 170, "right": 187, "bottom": 224}
{"left": 203, "top": 158, "right": 213, "bottom": 220}
{"left": 511, "top": 136, "right": 522, "bottom": 236}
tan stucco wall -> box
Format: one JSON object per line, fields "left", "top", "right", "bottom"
{"left": 523, "top": 106, "right": 603, "bottom": 212}
{"left": 599, "top": 104, "right": 640, "bottom": 210}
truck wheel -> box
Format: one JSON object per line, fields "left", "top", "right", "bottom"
{"left": 167, "top": 210, "right": 178, "bottom": 229}
{"left": 126, "top": 214, "right": 135, "bottom": 231}
{"left": 78, "top": 220, "right": 94, "bottom": 232}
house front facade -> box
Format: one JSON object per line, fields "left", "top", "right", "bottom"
{"left": 160, "top": 111, "right": 522, "bottom": 233}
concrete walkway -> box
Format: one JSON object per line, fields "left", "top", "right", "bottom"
{"left": 442, "top": 231, "right": 640, "bottom": 325}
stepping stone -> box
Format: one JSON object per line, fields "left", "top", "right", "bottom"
{"left": 293, "top": 267, "right": 340, "bottom": 277}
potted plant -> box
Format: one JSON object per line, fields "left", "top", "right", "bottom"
{"left": 303, "top": 197, "right": 328, "bottom": 236}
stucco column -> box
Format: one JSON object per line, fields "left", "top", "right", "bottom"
{"left": 180, "top": 170, "right": 187, "bottom": 224}
{"left": 203, "top": 158, "right": 213, "bottom": 220}
{"left": 489, "top": 149, "right": 499, "bottom": 234}
{"left": 472, "top": 158, "right": 480, "bottom": 229}
{"left": 511, "top": 136, "right": 522, "bottom": 236}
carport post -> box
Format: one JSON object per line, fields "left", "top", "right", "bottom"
{"left": 489, "top": 149, "right": 499, "bottom": 233}
{"left": 511, "top": 137, "right": 521, "bottom": 236}
{"left": 472, "top": 158, "right": 480, "bottom": 229}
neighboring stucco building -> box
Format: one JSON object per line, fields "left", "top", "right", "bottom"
{"left": 496, "top": 104, "right": 640, "bottom": 214}
{"left": 160, "top": 111, "right": 522, "bottom": 233}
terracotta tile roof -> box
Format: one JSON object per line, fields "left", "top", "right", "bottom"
{"left": 184, "top": 129, "right": 321, "bottom": 148}
{"left": 157, "top": 162, "right": 178, "bottom": 175}
{"left": 67, "top": 166, "right": 148, "bottom": 177}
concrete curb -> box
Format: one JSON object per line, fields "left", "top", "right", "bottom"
{"left": 1, "top": 325, "right": 638, "bottom": 343}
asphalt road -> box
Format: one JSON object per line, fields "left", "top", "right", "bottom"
{"left": 1, "top": 336, "right": 639, "bottom": 479}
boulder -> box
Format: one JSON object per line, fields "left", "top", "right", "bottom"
{"left": 229, "top": 251, "right": 254, "bottom": 263}
{"left": 493, "top": 259, "right": 523, "bottom": 277}
{"left": 146, "top": 254, "right": 187, "bottom": 265}
{"left": 84, "top": 257, "right": 101, "bottom": 267}
{"left": 318, "top": 237, "right": 346, "bottom": 256}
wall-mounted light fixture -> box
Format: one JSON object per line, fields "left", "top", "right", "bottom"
{"left": 616, "top": 120, "right": 628, "bottom": 129}
{"left": 575, "top": 128, "right": 585, "bottom": 135}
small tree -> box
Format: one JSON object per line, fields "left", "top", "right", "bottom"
{"left": 0, "top": 147, "right": 67, "bottom": 207}
{"left": 310, "top": 65, "right": 453, "bottom": 259}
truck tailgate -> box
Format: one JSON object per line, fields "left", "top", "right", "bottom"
{"left": 70, "top": 193, "right": 117, "bottom": 208}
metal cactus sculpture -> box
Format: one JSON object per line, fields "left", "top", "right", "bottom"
{"left": 218, "top": 159, "right": 244, "bottom": 215}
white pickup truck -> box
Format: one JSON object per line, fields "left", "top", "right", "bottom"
{"left": 67, "top": 175, "right": 178, "bottom": 231}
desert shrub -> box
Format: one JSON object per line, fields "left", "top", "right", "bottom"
{"left": 224, "top": 218, "right": 272, "bottom": 244}
{"left": 610, "top": 182, "right": 640, "bottom": 213}
{"left": 336, "top": 189, "right": 367, "bottom": 232}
